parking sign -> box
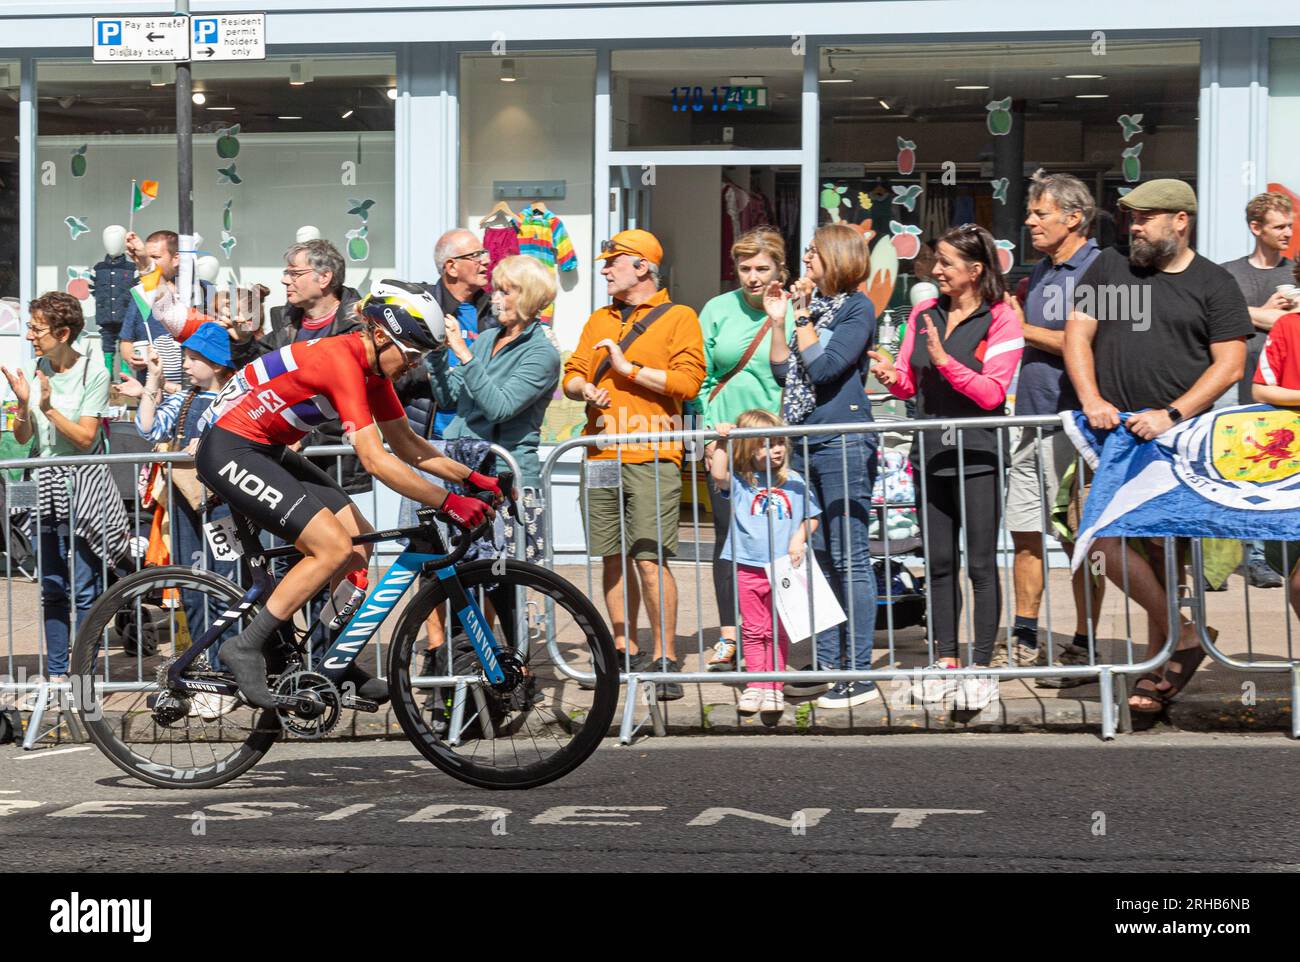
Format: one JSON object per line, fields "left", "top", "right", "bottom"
{"left": 91, "top": 16, "right": 189, "bottom": 62}
{"left": 191, "top": 14, "right": 266, "bottom": 61}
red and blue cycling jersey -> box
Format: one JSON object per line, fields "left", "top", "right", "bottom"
{"left": 207, "top": 331, "right": 406, "bottom": 446}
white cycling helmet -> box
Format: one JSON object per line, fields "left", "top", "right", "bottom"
{"left": 361, "top": 279, "right": 445, "bottom": 352}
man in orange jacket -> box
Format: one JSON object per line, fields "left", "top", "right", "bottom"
{"left": 563, "top": 230, "right": 705, "bottom": 699}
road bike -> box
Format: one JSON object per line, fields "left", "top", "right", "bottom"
{"left": 70, "top": 477, "right": 619, "bottom": 790}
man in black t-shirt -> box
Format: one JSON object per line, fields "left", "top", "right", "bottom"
{"left": 1063, "top": 179, "right": 1252, "bottom": 714}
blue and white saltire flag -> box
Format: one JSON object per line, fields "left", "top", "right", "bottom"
{"left": 1061, "top": 404, "right": 1300, "bottom": 571}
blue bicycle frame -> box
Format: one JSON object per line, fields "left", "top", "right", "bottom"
{"left": 165, "top": 509, "right": 506, "bottom": 696}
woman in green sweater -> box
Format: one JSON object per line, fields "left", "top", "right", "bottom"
{"left": 697, "top": 227, "right": 796, "bottom": 670}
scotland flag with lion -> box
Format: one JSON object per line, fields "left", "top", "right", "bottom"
{"left": 1062, "top": 404, "right": 1300, "bottom": 569}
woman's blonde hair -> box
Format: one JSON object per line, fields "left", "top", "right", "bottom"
{"left": 812, "top": 223, "right": 870, "bottom": 296}
{"left": 731, "top": 227, "right": 789, "bottom": 284}
{"left": 731, "top": 408, "right": 789, "bottom": 488}
{"left": 491, "top": 254, "right": 558, "bottom": 321}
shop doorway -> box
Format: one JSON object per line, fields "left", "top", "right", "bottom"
{"left": 609, "top": 164, "right": 800, "bottom": 311}
{"left": 609, "top": 163, "right": 802, "bottom": 534}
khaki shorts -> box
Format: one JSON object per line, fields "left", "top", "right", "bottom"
{"left": 582, "top": 459, "right": 681, "bottom": 561}
{"left": 1005, "top": 427, "right": 1078, "bottom": 534}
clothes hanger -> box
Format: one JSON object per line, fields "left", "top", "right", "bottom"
{"left": 530, "top": 199, "right": 549, "bottom": 215}
{"left": 479, "top": 200, "right": 516, "bottom": 228}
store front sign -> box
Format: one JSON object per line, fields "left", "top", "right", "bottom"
{"left": 92, "top": 16, "right": 189, "bottom": 63}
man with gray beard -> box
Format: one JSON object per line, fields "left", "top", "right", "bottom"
{"left": 1063, "top": 179, "right": 1252, "bottom": 715}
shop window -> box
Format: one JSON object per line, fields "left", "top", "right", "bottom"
{"left": 1, "top": 62, "right": 18, "bottom": 316}
{"left": 34, "top": 55, "right": 395, "bottom": 342}
{"left": 459, "top": 51, "right": 595, "bottom": 446}
{"left": 612, "top": 47, "right": 801, "bottom": 150}
{"left": 1268, "top": 37, "right": 1300, "bottom": 259}
{"left": 818, "top": 39, "right": 1199, "bottom": 314}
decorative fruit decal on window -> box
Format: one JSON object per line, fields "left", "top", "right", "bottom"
{"left": 889, "top": 221, "right": 923, "bottom": 260}
{"left": 820, "top": 183, "right": 850, "bottom": 223}
{"left": 64, "top": 215, "right": 89, "bottom": 240}
{"left": 896, "top": 137, "right": 917, "bottom": 175}
{"left": 986, "top": 97, "right": 1013, "bottom": 136}
{"left": 990, "top": 178, "right": 1009, "bottom": 205}
{"left": 345, "top": 225, "right": 370, "bottom": 262}
{"left": 347, "top": 198, "right": 375, "bottom": 222}
{"left": 222, "top": 199, "right": 234, "bottom": 233}
{"left": 220, "top": 230, "right": 237, "bottom": 259}
{"left": 891, "top": 184, "right": 923, "bottom": 212}
{"left": 994, "top": 239, "right": 1015, "bottom": 274}
{"left": 70, "top": 145, "right": 88, "bottom": 178}
{"left": 217, "top": 163, "right": 242, "bottom": 186}
{"left": 216, "top": 124, "right": 241, "bottom": 160}
{"left": 1118, "top": 114, "right": 1144, "bottom": 143}
{"left": 65, "top": 267, "right": 93, "bottom": 301}
{"left": 1122, "top": 143, "right": 1143, "bottom": 183}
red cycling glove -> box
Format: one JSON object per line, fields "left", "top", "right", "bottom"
{"left": 465, "top": 471, "right": 502, "bottom": 499}
{"left": 438, "top": 491, "right": 492, "bottom": 529}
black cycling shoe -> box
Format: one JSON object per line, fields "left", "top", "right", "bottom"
{"left": 342, "top": 662, "right": 390, "bottom": 705}
{"left": 220, "top": 635, "right": 277, "bottom": 710}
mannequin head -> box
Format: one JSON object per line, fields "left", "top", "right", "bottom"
{"left": 296, "top": 225, "right": 322, "bottom": 244}
{"left": 103, "top": 225, "right": 127, "bottom": 257}
{"left": 195, "top": 255, "right": 220, "bottom": 284}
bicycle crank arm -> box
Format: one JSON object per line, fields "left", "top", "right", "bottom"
{"left": 340, "top": 693, "right": 380, "bottom": 713}
{"left": 273, "top": 694, "right": 325, "bottom": 715}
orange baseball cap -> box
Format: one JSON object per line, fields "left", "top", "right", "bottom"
{"left": 595, "top": 229, "right": 663, "bottom": 266}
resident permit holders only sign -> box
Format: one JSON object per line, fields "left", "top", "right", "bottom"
{"left": 192, "top": 15, "right": 267, "bottom": 61}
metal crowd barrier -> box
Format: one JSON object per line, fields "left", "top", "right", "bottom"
{"left": 0, "top": 438, "right": 523, "bottom": 749}
{"left": 538, "top": 414, "right": 1299, "bottom": 743}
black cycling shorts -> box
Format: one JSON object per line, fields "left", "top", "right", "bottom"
{"left": 196, "top": 425, "right": 353, "bottom": 543}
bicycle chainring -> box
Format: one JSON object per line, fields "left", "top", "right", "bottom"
{"left": 275, "top": 670, "right": 341, "bottom": 739}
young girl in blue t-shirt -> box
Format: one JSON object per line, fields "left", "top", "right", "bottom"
{"left": 710, "top": 408, "right": 820, "bottom": 715}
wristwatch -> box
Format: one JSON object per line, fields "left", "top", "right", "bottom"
{"left": 1165, "top": 406, "right": 1183, "bottom": 423}
{"left": 794, "top": 313, "right": 812, "bottom": 328}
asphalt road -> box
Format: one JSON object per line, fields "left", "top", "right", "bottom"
{"left": 2, "top": 733, "right": 1296, "bottom": 872}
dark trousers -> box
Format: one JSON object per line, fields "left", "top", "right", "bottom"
{"left": 919, "top": 468, "right": 1001, "bottom": 665}
{"left": 707, "top": 482, "right": 737, "bottom": 632}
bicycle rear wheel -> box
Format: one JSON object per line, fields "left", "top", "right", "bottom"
{"left": 70, "top": 565, "right": 280, "bottom": 789}
{"left": 387, "top": 559, "right": 618, "bottom": 790}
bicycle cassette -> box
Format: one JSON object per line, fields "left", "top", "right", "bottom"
{"left": 274, "top": 670, "right": 342, "bottom": 739}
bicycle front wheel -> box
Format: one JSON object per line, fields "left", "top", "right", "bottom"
{"left": 70, "top": 565, "right": 280, "bottom": 789}
{"left": 387, "top": 559, "right": 619, "bottom": 790}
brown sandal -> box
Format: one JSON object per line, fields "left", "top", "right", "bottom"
{"left": 1128, "top": 671, "right": 1172, "bottom": 715}
{"left": 1160, "top": 632, "right": 1213, "bottom": 702}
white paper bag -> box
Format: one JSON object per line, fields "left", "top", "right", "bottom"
{"left": 768, "top": 553, "right": 846, "bottom": 643}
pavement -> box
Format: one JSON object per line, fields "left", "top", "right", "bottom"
{"left": 3, "top": 558, "right": 1297, "bottom": 746}
{"left": 1, "top": 733, "right": 1296, "bottom": 872}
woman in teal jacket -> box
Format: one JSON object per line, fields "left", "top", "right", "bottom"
{"left": 428, "top": 254, "right": 562, "bottom": 555}
{"left": 696, "top": 227, "right": 796, "bottom": 670}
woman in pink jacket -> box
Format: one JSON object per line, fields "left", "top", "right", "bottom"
{"left": 869, "top": 224, "right": 1024, "bottom": 710}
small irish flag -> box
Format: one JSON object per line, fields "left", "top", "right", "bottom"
{"left": 132, "top": 179, "right": 159, "bottom": 213}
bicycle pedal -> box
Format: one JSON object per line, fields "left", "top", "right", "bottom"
{"left": 340, "top": 694, "right": 380, "bottom": 713}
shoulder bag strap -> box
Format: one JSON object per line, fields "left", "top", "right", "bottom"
{"left": 590, "top": 302, "right": 676, "bottom": 387}
{"left": 708, "top": 317, "right": 774, "bottom": 403}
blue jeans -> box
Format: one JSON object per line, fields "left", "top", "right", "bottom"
{"left": 38, "top": 519, "right": 104, "bottom": 677}
{"left": 170, "top": 499, "right": 240, "bottom": 670}
{"left": 793, "top": 434, "right": 878, "bottom": 672}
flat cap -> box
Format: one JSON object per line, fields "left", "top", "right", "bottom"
{"left": 1118, "top": 178, "right": 1198, "bottom": 214}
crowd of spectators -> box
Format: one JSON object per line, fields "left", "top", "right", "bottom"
{"left": 5, "top": 175, "right": 1298, "bottom": 722}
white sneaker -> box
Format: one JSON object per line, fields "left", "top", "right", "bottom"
{"left": 737, "top": 688, "right": 765, "bottom": 715}
{"left": 189, "top": 692, "right": 240, "bottom": 721}
{"left": 758, "top": 690, "right": 785, "bottom": 713}
{"left": 958, "top": 674, "right": 1000, "bottom": 711}
{"left": 911, "top": 662, "right": 961, "bottom": 705}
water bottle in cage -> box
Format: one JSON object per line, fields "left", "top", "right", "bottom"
{"left": 323, "top": 570, "right": 369, "bottom": 632}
